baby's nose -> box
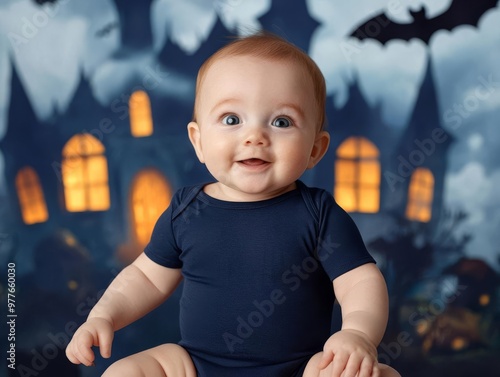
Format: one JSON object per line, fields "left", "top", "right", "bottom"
{"left": 244, "top": 124, "right": 270, "bottom": 146}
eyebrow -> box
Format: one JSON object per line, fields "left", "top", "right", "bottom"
{"left": 275, "top": 102, "right": 306, "bottom": 120}
{"left": 208, "top": 98, "right": 240, "bottom": 115}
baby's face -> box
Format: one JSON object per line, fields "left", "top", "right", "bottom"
{"left": 188, "top": 55, "right": 328, "bottom": 201}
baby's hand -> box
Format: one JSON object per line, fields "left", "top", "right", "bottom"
{"left": 318, "top": 329, "right": 379, "bottom": 377}
{"left": 66, "top": 317, "right": 114, "bottom": 366}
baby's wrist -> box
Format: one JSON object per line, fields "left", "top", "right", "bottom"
{"left": 87, "top": 312, "right": 114, "bottom": 327}
{"left": 338, "top": 328, "right": 377, "bottom": 345}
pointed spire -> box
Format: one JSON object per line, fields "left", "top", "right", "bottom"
{"left": 409, "top": 56, "right": 443, "bottom": 137}
{"left": 158, "top": 15, "right": 235, "bottom": 77}
{"left": 4, "top": 61, "right": 40, "bottom": 140}
{"left": 45, "top": 100, "right": 60, "bottom": 125}
{"left": 258, "top": 0, "right": 320, "bottom": 53}
{"left": 396, "top": 54, "right": 454, "bottom": 157}
{"left": 0, "top": 59, "right": 49, "bottom": 167}
{"left": 329, "top": 78, "right": 386, "bottom": 138}
{"left": 345, "top": 78, "right": 372, "bottom": 122}
{"left": 70, "top": 70, "right": 97, "bottom": 108}
{"left": 112, "top": 0, "right": 154, "bottom": 50}
{"left": 54, "top": 69, "right": 109, "bottom": 139}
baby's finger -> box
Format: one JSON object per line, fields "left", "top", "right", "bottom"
{"left": 357, "top": 357, "right": 374, "bottom": 377}
{"left": 74, "top": 331, "right": 96, "bottom": 366}
{"left": 65, "top": 342, "right": 81, "bottom": 365}
{"left": 330, "top": 352, "right": 349, "bottom": 377}
{"left": 318, "top": 351, "right": 334, "bottom": 370}
{"left": 342, "top": 354, "right": 363, "bottom": 377}
{"left": 371, "top": 362, "right": 381, "bottom": 377}
{"left": 97, "top": 327, "right": 114, "bottom": 359}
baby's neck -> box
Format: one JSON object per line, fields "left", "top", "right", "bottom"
{"left": 203, "top": 182, "right": 297, "bottom": 202}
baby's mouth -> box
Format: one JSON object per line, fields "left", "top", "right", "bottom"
{"left": 239, "top": 158, "right": 268, "bottom": 166}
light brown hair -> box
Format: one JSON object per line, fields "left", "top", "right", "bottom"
{"left": 192, "top": 32, "right": 327, "bottom": 131}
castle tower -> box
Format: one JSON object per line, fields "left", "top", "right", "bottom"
{"left": 0, "top": 61, "right": 63, "bottom": 271}
{"left": 0, "top": 62, "right": 57, "bottom": 225}
{"left": 387, "top": 56, "right": 454, "bottom": 227}
{"left": 314, "top": 80, "right": 396, "bottom": 196}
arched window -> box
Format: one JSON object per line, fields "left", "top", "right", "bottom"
{"left": 130, "top": 169, "right": 172, "bottom": 247}
{"left": 129, "top": 90, "right": 153, "bottom": 137}
{"left": 15, "top": 167, "right": 48, "bottom": 224}
{"left": 406, "top": 168, "right": 434, "bottom": 222}
{"left": 335, "top": 137, "right": 380, "bottom": 213}
{"left": 62, "top": 134, "right": 110, "bottom": 212}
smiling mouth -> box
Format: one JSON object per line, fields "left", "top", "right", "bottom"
{"left": 237, "top": 158, "right": 272, "bottom": 171}
{"left": 239, "top": 158, "right": 269, "bottom": 166}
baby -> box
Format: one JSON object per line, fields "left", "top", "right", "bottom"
{"left": 66, "top": 33, "right": 401, "bottom": 377}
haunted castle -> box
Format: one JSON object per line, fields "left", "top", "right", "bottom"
{"left": 1, "top": 0, "right": 453, "bottom": 274}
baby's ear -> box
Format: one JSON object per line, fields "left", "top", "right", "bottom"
{"left": 187, "top": 122, "right": 205, "bottom": 163}
{"left": 307, "top": 131, "right": 330, "bottom": 169}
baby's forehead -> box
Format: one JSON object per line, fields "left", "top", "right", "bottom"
{"left": 201, "top": 55, "right": 249, "bottom": 82}
{"left": 203, "top": 54, "right": 302, "bottom": 76}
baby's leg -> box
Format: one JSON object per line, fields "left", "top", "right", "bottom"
{"left": 102, "top": 344, "right": 197, "bottom": 377}
{"left": 302, "top": 352, "right": 401, "bottom": 377}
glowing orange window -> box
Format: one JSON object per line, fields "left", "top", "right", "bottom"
{"left": 15, "top": 167, "right": 48, "bottom": 224}
{"left": 335, "top": 137, "right": 380, "bottom": 213}
{"left": 406, "top": 168, "right": 434, "bottom": 222}
{"left": 130, "top": 169, "right": 172, "bottom": 247}
{"left": 130, "top": 90, "right": 153, "bottom": 137}
{"left": 62, "top": 134, "right": 110, "bottom": 212}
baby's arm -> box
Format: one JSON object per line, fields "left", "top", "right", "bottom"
{"left": 318, "top": 263, "right": 389, "bottom": 377}
{"left": 66, "top": 253, "right": 182, "bottom": 366}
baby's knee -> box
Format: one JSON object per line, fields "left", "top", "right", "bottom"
{"left": 102, "top": 358, "right": 146, "bottom": 377}
{"left": 302, "top": 352, "right": 330, "bottom": 377}
{"left": 151, "top": 344, "right": 197, "bottom": 375}
{"left": 102, "top": 344, "right": 196, "bottom": 377}
{"left": 379, "top": 363, "right": 401, "bottom": 377}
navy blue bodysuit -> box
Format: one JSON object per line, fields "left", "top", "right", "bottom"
{"left": 144, "top": 181, "right": 375, "bottom": 377}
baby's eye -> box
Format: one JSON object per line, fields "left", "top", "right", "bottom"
{"left": 222, "top": 114, "right": 240, "bottom": 126}
{"left": 272, "top": 117, "right": 292, "bottom": 128}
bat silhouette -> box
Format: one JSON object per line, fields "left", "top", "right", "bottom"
{"left": 33, "top": 0, "right": 58, "bottom": 4}
{"left": 349, "top": 0, "right": 499, "bottom": 44}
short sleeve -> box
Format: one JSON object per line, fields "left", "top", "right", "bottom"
{"left": 144, "top": 202, "right": 183, "bottom": 269}
{"left": 316, "top": 191, "right": 375, "bottom": 281}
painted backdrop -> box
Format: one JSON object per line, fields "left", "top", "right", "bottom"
{"left": 0, "top": 0, "right": 499, "bottom": 376}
